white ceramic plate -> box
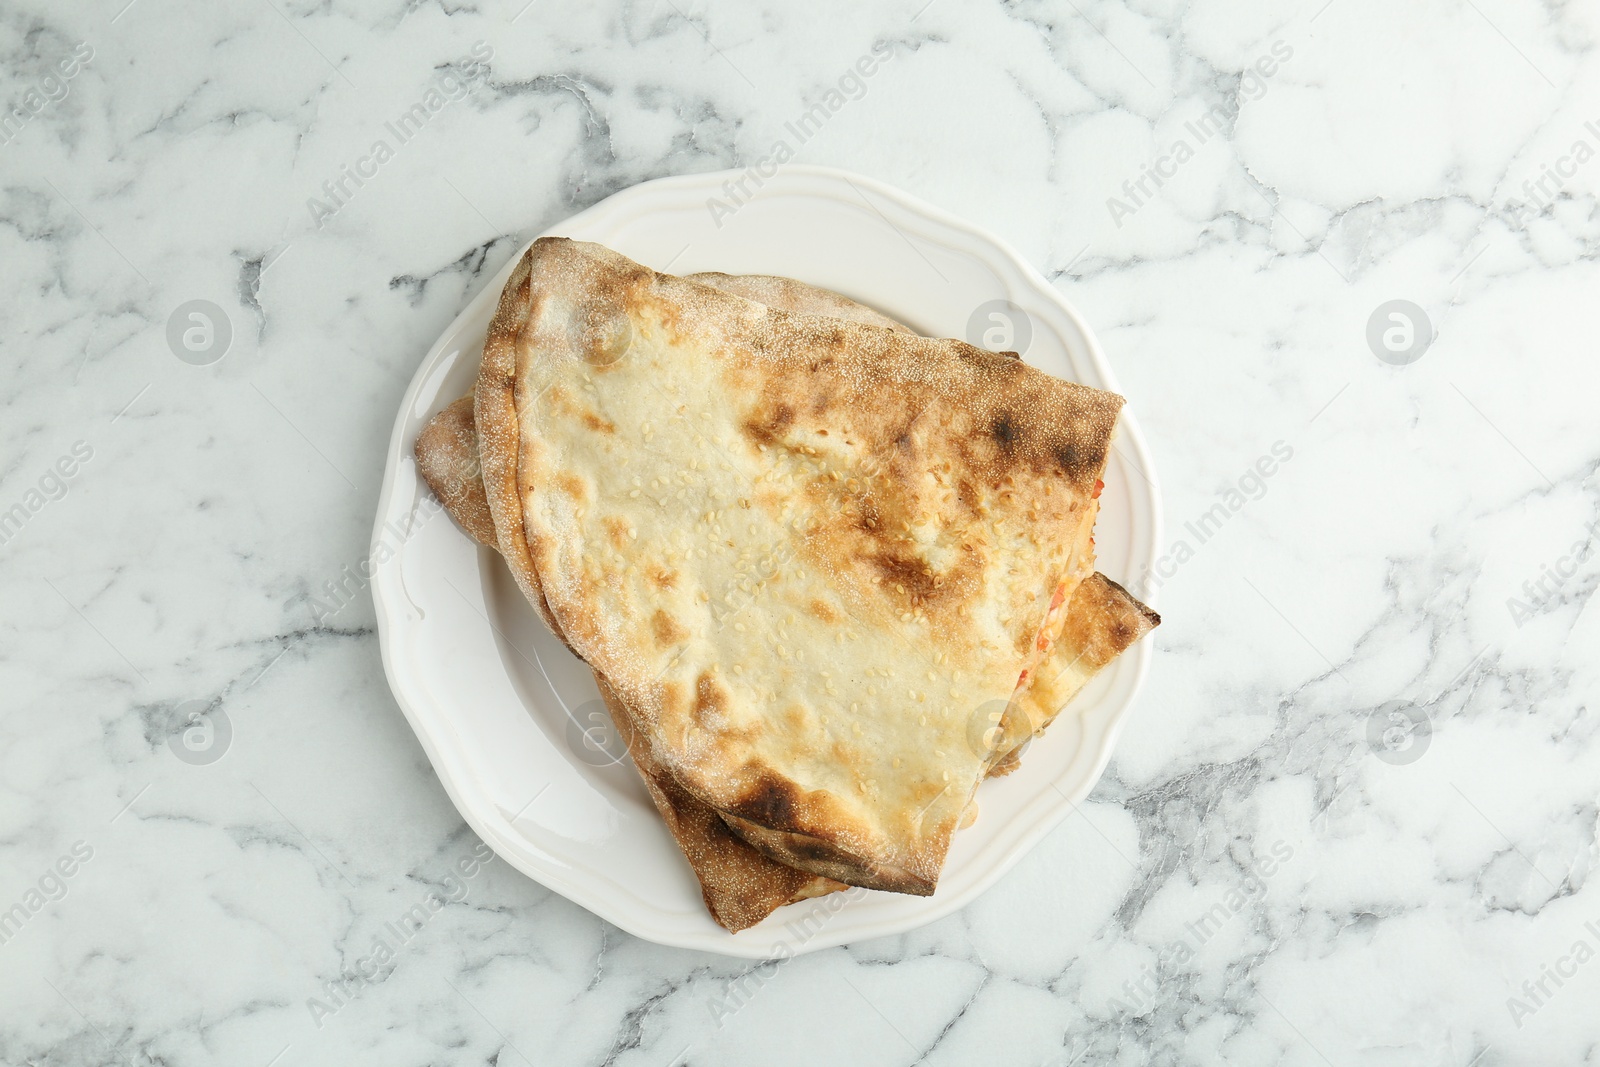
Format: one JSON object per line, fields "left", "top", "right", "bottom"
{"left": 371, "top": 166, "right": 1161, "bottom": 958}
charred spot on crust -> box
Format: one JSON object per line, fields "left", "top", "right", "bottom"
{"left": 1053, "top": 439, "right": 1105, "bottom": 481}
{"left": 788, "top": 834, "right": 852, "bottom": 865}
{"left": 870, "top": 551, "right": 938, "bottom": 605}
{"left": 741, "top": 402, "right": 794, "bottom": 446}
{"left": 725, "top": 816, "right": 938, "bottom": 896}
{"left": 991, "top": 414, "right": 1022, "bottom": 450}
{"left": 581, "top": 411, "right": 615, "bottom": 434}
{"left": 732, "top": 774, "right": 803, "bottom": 832}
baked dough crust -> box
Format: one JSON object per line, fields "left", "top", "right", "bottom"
{"left": 418, "top": 263, "right": 1155, "bottom": 926}
{"left": 474, "top": 237, "right": 1125, "bottom": 894}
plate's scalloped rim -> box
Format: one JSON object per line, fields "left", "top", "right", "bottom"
{"left": 371, "top": 165, "right": 1162, "bottom": 958}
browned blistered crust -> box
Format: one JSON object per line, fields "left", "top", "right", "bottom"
{"left": 595, "top": 674, "right": 842, "bottom": 928}
{"left": 420, "top": 389, "right": 1158, "bottom": 913}
{"left": 420, "top": 267, "right": 1156, "bottom": 928}
{"left": 462, "top": 242, "right": 1159, "bottom": 908}
{"left": 475, "top": 237, "right": 1128, "bottom": 895}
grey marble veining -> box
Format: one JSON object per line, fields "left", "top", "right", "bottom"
{"left": 1, "top": 0, "right": 1597, "bottom": 1064}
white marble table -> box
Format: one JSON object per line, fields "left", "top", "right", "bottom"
{"left": 3, "top": 1, "right": 1596, "bottom": 1064}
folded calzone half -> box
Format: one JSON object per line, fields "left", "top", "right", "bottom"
{"left": 471, "top": 238, "right": 1128, "bottom": 895}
